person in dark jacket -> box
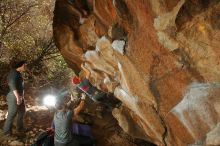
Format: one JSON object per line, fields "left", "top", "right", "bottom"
{"left": 3, "top": 60, "right": 27, "bottom": 135}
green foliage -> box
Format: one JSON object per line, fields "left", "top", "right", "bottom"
{"left": 25, "top": 55, "right": 74, "bottom": 96}
{"left": 0, "top": 0, "right": 74, "bottom": 95}
{"left": 0, "top": 0, "right": 54, "bottom": 60}
{"left": 0, "top": 61, "right": 10, "bottom": 94}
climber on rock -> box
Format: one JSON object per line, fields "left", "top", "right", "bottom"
{"left": 72, "top": 64, "right": 105, "bottom": 102}
{"left": 71, "top": 63, "right": 121, "bottom": 110}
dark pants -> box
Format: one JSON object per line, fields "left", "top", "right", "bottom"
{"left": 91, "top": 92, "right": 105, "bottom": 102}
{"left": 92, "top": 92, "right": 121, "bottom": 110}
{"left": 74, "top": 135, "right": 95, "bottom": 146}
{"left": 3, "top": 93, "right": 25, "bottom": 134}
{"left": 54, "top": 138, "right": 80, "bottom": 146}
{"left": 54, "top": 135, "right": 94, "bottom": 146}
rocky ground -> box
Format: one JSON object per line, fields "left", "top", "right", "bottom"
{"left": 0, "top": 95, "right": 154, "bottom": 146}
{"left": 0, "top": 95, "right": 54, "bottom": 146}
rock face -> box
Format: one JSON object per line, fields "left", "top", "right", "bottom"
{"left": 53, "top": 0, "right": 220, "bottom": 145}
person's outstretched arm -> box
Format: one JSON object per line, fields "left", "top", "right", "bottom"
{"left": 73, "top": 93, "right": 86, "bottom": 116}
{"left": 66, "top": 94, "right": 75, "bottom": 108}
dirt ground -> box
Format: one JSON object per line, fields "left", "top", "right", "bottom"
{"left": 0, "top": 95, "right": 155, "bottom": 146}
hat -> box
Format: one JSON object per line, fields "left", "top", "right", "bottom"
{"left": 14, "top": 60, "right": 27, "bottom": 68}
{"left": 72, "top": 76, "right": 81, "bottom": 85}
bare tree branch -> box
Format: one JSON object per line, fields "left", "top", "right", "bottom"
{"left": 29, "top": 38, "right": 59, "bottom": 68}
{"left": 0, "top": 4, "right": 38, "bottom": 40}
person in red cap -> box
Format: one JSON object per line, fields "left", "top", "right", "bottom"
{"left": 72, "top": 64, "right": 122, "bottom": 112}
{"left": 72, "top": 64, "right": 105, "bottom": 102}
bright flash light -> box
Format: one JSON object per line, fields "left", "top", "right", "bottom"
{"left": 43, "top": 95, "right": 56, "bottom": 106}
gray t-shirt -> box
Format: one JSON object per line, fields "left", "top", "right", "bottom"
{"left": 54, "top": 110, "right": 73, "bottom": 144}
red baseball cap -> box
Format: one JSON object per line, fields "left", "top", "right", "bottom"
{"left": 72, "top": 76, "right": 81, "bottom": 85}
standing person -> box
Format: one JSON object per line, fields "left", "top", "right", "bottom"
{"left": 53, "top": 92, "right": 86, "bottom": 146}
{"left": 3, "top": 60, "right": 27, "bottom": 135}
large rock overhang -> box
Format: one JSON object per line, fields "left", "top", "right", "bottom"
{"left": 53, "top": 0, "right": 220, "bottom": 145}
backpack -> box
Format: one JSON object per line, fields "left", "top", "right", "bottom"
{"left": 31, "top": 130, "right": 54, "bottom": 146}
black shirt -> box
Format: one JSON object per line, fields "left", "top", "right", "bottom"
{"left": 8, "top": 69, "right": 24, "bottom": 96}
